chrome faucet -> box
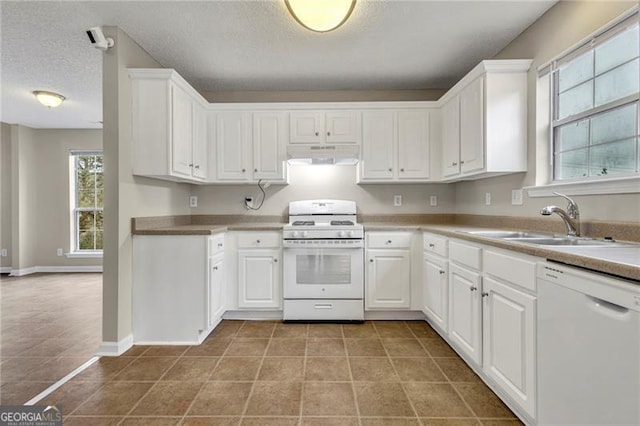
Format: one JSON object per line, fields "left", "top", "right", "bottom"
{"left": 540, "top": 192, "right": 580, "bottom": 237}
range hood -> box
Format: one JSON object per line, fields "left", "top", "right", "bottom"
{"left": 286, "top": 144, "right": 360, "bottom": 165}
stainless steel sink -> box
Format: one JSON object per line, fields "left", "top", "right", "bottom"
{"left": 505, "top": 237, "right": 623, "bottom": 247}
{"left": 464, "top": 230, "right": 551, "bottom": 239}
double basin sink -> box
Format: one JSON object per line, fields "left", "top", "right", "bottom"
{"left": 462, "top": 230, "right": 631, "bottom": 247}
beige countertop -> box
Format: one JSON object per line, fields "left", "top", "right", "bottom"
{"left": 132, "top": 220, "right": 640, "bottom": 282}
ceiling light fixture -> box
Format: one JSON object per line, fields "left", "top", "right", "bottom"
{"left": 33, "top": 90, "right": 66, "bottom": 108}
{"left": 285, "top": 0, "right": 356, "bottom": 33}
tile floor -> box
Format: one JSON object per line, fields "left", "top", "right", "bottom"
{"left": 42, "top": 320, "right": 522, "bottom": 425}
{"left": 0, "top": 273, "right": 102, "bottom": 404}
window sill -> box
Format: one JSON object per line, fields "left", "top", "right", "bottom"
{"left": 65, "top": 251, "right": 103, "bottom": 259}
{"left": 525, "top": 176, "right": 640, "bottom": 197}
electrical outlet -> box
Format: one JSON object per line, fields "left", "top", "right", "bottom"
{"left": 485, "top": 192, "right": 491, "bottom": 206}
{"left": 393, "top": 195, "right": 402, "bottom": 206}
{"left": 56, "top": 248, "right": 63, "bottom": 256}
{"left": 0, "top": 249, "right": 7, "bottom": 257}
{"left": 430, "top": 195, "right": 437, "bottom": 207}
{"left": 189, "top": 196, "right": 198, "bottom": 208}
{"left": 245, "top": 196, "right": 254, "bottom": 209}
{"left": 511, "top": 189, "right": 524, "bottom": 205}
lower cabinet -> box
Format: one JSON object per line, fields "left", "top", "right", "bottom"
{"left": 366, "top": 249, "right": 411, "bottom": 309}
{"left": 208, "top": 252, "right": 225, "bottom": 328}
{"left": 483, "top": 276, "right": 536, "bottom": 418}
{"left": 422, "top": 253, "right": 448, "bottom": 331}
{"left": 238, "top": 248, "right": 281, "bottom": 309}
{"left": 448, "top": 262, "right": 483, "bottom": 366}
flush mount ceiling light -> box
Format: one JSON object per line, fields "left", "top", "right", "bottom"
{"left": 285, "top": 0, "right": 356, "bottom": 33}
{"left": 33, "top": 90, "right": 66, "bottom": 108}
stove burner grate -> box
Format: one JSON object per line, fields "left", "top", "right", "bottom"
{"left": 292, "top": 221, "right": 315, "bottom": 226}
{"left": 330, "top": 220, "right": 355, "bottom": 226}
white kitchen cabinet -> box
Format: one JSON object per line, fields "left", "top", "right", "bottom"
{"left": 210, "top": 111, "right": 288, "bottom": 184}
{"left": 483, "top": 276, "right": 536, "bottom": 418}
{"left": 422, "top": 253, "right": 448, "bottom": 332}
{"left": 238, "top": 249, "right": 281, "bottom": 309}
{"left": 441, "top": 95, "right": 461, "bottom": 178}
{"left": 132, "top": 235, "right": 219, "bottom": 344}
{"left": 359, "top": 109, "right": 431, "bottom": 183}
{"left": 439, "top": 60, "right": 531, "bottom": 181}
{"left": 253, "top": 112, "right": 288, "bottom": 181}
{"left": 130, "top": 69, "right": 209, "bottom": 183}
{"left": 448, "top": 262, "right": 483, "bottom": 366}
{"left": 289, "top": 110, "right": 360, "bottom": 144}
{"left": 365, "top": 232, "right": 413, "bottom": 310}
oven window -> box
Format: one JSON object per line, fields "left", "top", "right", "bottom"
{"left": 296, "top": 253, "right": 351, "bottom": 284}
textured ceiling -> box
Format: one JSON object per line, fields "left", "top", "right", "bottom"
{"left": 0, "top": 0, "right": 556, "bottom": 129}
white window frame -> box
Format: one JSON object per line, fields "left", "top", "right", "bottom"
{"left": 528, "top": 7, "right": 640, "bottom": 197}
{"left": 67, "top": 150, "right": 103, "bottom": 258}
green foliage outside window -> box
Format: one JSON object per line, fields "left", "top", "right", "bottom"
{"left": 74, "top": 154, "right": 103, "bottom": 251}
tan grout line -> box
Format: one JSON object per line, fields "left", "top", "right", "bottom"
{"left": 341, "top": 324, "right": 363, "bottom": 426}
{"left": 238, "top": 321, "right": 275, "bottom": 422}
{"left": 299, "top": 323, "right": 309, "bottom": 425}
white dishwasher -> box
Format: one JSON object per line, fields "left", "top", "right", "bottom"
{"left": 537, "top": 262, "right": 640, "bottom": 425}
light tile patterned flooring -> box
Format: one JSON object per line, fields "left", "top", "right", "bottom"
{"left": 50, "top": 320, "right": 521, "bottom": 425}
{"left": 0, "top": 273, "right": 102, "bottom": 404}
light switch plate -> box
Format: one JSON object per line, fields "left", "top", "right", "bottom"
{"left": 430, "top": 195, "right": 437, "bottom": 206}
{"left": 56, "top": 248, "right": 63, "bottom": 256}
{"left": 511, "top": 189, "right": 524, "bottom": 205}
{"left": 394, "top": 195, "right": 402, "bottom": 206}
{"left": 485, "top": 192, "right": 491, "bottom": 206}
{"left": 0, "top": 249, "right": 7, "bottom": 257}
{"left": 189, "top": 196, "right": 198, "bottom": 208}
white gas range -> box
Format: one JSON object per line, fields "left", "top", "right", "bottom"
{"left": 282, "top": 200, "right": 364, "bottom": 322}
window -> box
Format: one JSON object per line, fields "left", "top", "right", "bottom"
{"left": 551, "top": 15, "right": 639, "bottom": 182}
{"left": 70, "top": 151, "right": 103, "bottom": 252}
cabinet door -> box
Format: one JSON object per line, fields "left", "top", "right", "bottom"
{"left": 238, "top": 249, "right": 281, "bottom": 309}
{"left": 483, "top": 276, "right": 536, "bottom": 418}
{"left": 448, "top": 263, "right": 482, "bottom": 365}
{"left": 216, "top": 112, "right": 251, "bottom": 181}
{"left": 209, "top": 254, "right": 225, "bottom": 328}
{"left": 397, "top": 110, "right": 430, "bottom": 179}
{"left": 442, "top": 96, "right": 461, "bottom": 178}
{"left": 326, "top": 111, "right": 360, "bottom": 144}
{"left": 366, "top": 249, "right": 411, "bottom": 309}
{"left": 171, "top": 84, "right": 194, "bottom": 177}
{"left": 422, "top": 254, "right": 448, "bottom": 332}
{"left": 253, "top": 112, "right": 287, "bottom": 181}
{"left": 360, "top": 111, "right": 395, "bottom": 180}
{"left": 290, "top": 111, "right": 323, "bottom": 144}
{"left": 459, "top": 77, "right": 485, "bottom": 174}
{"left": 192, "top": 102, "right": 208, "bottom": 180}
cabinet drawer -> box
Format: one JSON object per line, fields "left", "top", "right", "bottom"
{"left": 484, "top": 250, "right": 536, "bottom": 292}
{"left": 449, "top": 240, "right": 482, "bottom": 270}
{"left": 367, "top": 232, "right": 412, "bottom": 249}
{"left": 283, "top": 299, "right": 364, "bottom": 321}
{"left": 423, "top": 233, "right": 448, "bottom": 257}
{"left": 208, "top": 233, "right": 225, "bottom": 255}
{"left": 237, "top": 232, "right": 281, "bottom": 248}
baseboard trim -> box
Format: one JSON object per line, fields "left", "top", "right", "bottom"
{"left": 221, "top": 310, "right": 426, "bottom": 321}
{"left": 222, "top": 310, "right": 284, "bottom": 320}
{"left": 364, "top": 310, "right": 426, "bottom": 320}
{"left": 97, "top": 334, "right": 133, "bottom": 356}
{"left": 0, "top": 266, "right": 12, "bottom": 274}
{"left": 9, "top": 265, "right": 103, "bottom": 276}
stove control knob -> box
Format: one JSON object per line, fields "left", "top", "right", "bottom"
{"left": 292, "top": 231, "right": 299, "bottom": 238}
{"left": 347, "top": 231, "right": 354, "bottom": 237}
{"left": 301, "top": 231, "right": 308, "bottom": 237}
{"left": 338, "top": 230, "right": 346, "bottom": 238}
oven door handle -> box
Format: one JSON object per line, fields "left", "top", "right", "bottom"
{"left": 313, "top": 303, "right": 334, "bottom": 309}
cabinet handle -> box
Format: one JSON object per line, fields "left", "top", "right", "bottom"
{"left": 254, "top": 168, "right": 258, "bottom": 173}
{"left": 217, "top": 243, "right": 223, "bottom": 247}
{"left": 452, "top": 162, "right": 457, "bottom": 166}
{"left": 400, "top": 168, "right": 405, "bottom": 172}
{"left": 194, "top": 165, "right": 200, "bottom": 169}
{"left": 428, "top": 243, "right": 435, "bottom": 248}
{"left": 213, "top": 266, "right": 218, "bottom": 271}
{"left": 481, "top": 292, "right": 489, "bottom": 297}
{"left": 315, "top": 132, "right": 319, "bottom": 136}
{"left": 388, "top": 168, "right": 392, "bottom": 172}
{"left": 327, "top": 131, "right": 331, "bottom": 136}
{"left": 439, "top": 270, "right": 445, "bottom": 275}
{"left": 188, "top": 163, "right": 194, "bottom": 167}
{"left": 274, "top": 258, "right": 278, "bottom": 263}
{"left": 470, "top": 286, "right": 478, "bottom": 292}
{"left": 369, "top": 259, "right": 374, "bottom": 263}
{"left": 242, "top": 168, "right": 246, "bottom": 173}
{"left": 386, "top": 240, "right": 392, "bottom": 244}
{"left": 256, "top": 240, "right": 261, "bottom": 244}
{"left": 460, "top": 160, "right": 465, "bottom": 165}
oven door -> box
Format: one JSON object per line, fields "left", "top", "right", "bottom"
{"left": 283, "top": 246, "right": 364, "bottom": 299}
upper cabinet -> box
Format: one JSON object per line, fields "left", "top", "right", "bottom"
{"left": 358, "top": 109, "right": 431, "bottom": 183}
{"left": 130, "top": 69, "right": 209, "bottom": 183}
{"left": 209, "top": 111, "right": 288, "bottom": 184}
{"left": 290, "top": 111, "right": 361, "bottom": 144}
{"left": 439, "top": 60, "right": 532, "bottom": 181}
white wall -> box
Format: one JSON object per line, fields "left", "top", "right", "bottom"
{"left": 454, "top": 1, "right": 640, "bottom": 223}
{"left": 0, "top": 123, "right": 11, "bottom": 269}
{"left": 192, "top": 165, "right": 455, "bottom": 216}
